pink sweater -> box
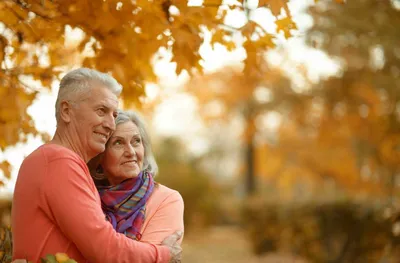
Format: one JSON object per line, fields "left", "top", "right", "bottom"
{"left": 12, "top": 144, "right": 183, "bottom": 263}
{"left": 140, "top": 184, "right": 184, "bottom": 246}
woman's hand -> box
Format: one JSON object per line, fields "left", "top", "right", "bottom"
{"left": 161, "top": 230, "right": 183, "bottom": 263}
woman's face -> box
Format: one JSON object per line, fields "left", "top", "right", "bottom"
{"left": 101, "top": 121, "right": 145, "bottom": 185}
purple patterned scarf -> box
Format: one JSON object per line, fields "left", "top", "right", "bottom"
{"left": 97, "top": 171, "right": 154, "bottom": 240}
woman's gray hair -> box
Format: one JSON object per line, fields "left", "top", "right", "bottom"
{"left": 114, "top": 110, "right": 159, "bottom": 176}
{"left": 55, "top": 68, "right": 122, "bottom": 122}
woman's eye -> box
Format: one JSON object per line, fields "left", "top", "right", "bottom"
{"left": 114, "top": 140, "right": 122, "bottom": 145}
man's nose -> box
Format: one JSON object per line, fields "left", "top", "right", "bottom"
{"left": 103, "top": 113, "right": 116, "bottom": 132}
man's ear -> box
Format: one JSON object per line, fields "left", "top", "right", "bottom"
{"left": 59, "top": 100, "right": 73, "bottom": 123}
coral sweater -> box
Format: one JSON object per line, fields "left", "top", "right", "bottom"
{"left": 12, "top": 144, "right": 182, "bottom": 263}
{"left": 139, "top": 184, "right": 184, "bottom": 246}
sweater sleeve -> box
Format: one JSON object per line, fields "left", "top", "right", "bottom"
{"left": 41, "top": 158, "right": 170, "bottom": 263}
{"left": 140, "top": 190, "right": 185, "bottom": 245}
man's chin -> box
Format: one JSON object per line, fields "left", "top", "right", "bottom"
{"left": 90, "top": 144, "right": 106, "bottom": 156}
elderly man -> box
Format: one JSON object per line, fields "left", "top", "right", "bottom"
{"left": 12, "top": 68, "right": 182, "bottom": 263}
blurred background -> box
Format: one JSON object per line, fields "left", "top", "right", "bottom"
{"left": 1, "top": 0, "right": 400, "bottom": 262}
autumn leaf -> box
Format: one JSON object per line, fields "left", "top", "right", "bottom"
{"left": 258, "top": 0, "right": 289, "bottom": 17}
{"left": 55, "top": 253, "right": 71, "bottom": 263}
{"left": 171, "top": 25, "right": 203, "bottom": 75}
{"left": 0, "top": 161, "right": 11, "bottom": 179}
{"left": 275, "top": 17, "right": 298, "bottom": 38}
{"left": 0, "top": 36, "right": 7, "bottom": 62}
{"left": 253, "top": 33, "right": 276, "bottom": 49}
{"left": 211, "top": 28, "right": 236, "bottom": 51}
{"left": 241, "top": 21, "right": 258, "bottom": 39}
{"left": 380, "top": 135, "right": 400, "bottom": 166}
{"left": 203, "top": 0, "right": 223, "bottom": 6}
{"left": 211, "top": 28, "right": 225, "bottom": 46}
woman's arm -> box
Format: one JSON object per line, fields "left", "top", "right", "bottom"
{"left": 140, "top": 188, "right": 185, "bottom": 245}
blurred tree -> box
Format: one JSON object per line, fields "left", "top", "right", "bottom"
{"left": 243, "top": 3, "right": 400, "bottom": 260}
{"left": 256, "top": 0, "right": 400, "bottom": 198}
{"left": 154, "top": 137, "right": 220, "bottom": 231}
{"left": 0, "top": 0, "right": 299, "bottom": 182}
{"left": 186, "top": 0, "right": 400, "bottom": 199}
{"left": 246, "top": 0, "right": 400, "bottom": 199}
{"left": 299, "top": 0, "right": 400, "bottom": 200}
{"left": 185, "top": 66, "right": 296, "bottom": 195}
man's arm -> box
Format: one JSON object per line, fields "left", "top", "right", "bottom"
{"left": 42, "top": 158, "right": 170, "bottom": 263}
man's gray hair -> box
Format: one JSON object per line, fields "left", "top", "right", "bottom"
{"left": 55, "top": 68, "right": 122, "bottom": 121}
{"left": 115, "top": 110, "right": 159, "bottom": 176}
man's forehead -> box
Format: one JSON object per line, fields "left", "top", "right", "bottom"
{"left": 84, "top": 95, "right": 118, "bottom": 108}
{"left": 99, "top": 96, "right": 119, "bottom": 107}
{"left": 90, "top": 86, "right": 119, "bottom": 108}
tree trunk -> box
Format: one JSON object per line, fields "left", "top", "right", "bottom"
{"left": 243, "top": 104, "right": 256, "bottom": 196}
{"left": 245, "top": 131, "right": 256, "bottom": 195}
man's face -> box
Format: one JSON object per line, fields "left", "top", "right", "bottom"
{"left": 70, "top": 85, "right": 119, "bottom": 160}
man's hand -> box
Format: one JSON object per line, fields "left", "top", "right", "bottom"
{"left": 161, "top": 231, "right": 183, "bottom": 263}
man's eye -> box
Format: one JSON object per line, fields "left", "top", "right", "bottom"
{"left": 114, "top": 140, "right": 122, "bottom": 145}
{"left": 97, "top": 108, "right": 106, "bottom": 115}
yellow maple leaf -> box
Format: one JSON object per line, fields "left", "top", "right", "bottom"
{"left": 225, "top": 41, "right": 236, "bottom": 51}
{"left": 203, "top": 0, "right": 223, "bottom": 6}
{"left": 254, "top": 34, "right": 276, "bottom": 49}
{"left": 211, "top": 28, "right": 236, "bottom": 51}
{"left": 275, "top": 17, "right": 297, "bottom": 39}
{"left": 258, "top": 0, "right": 289, "bottom": 17}
{"left": 55, "top": 253, "right": 70, "bottom": 263}
{"left": 0, "top": 161, "right": 11, "bottom": 179}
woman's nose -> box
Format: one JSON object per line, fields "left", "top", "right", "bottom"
{"left": 125, "top": 144, "right": 135, "bottom": 156}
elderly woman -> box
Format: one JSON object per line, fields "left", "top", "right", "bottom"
{"left": 88, "top": 110, "right": 184, "bottom": 245}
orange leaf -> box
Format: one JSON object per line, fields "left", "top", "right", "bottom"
{"left": 259, "top": 0, "right": 288, "bottom": 17}
{"left": 211, "top": 28, "right": 236, "bottom": 51}
{"left": 0, "top": 161, "right": 11, "bottom": 179}
{"left": 275, "top": 17, "right": 297, "bottom": 39}
{"left": 203, "top": 0, "right": 223, "bottom": 6}
{"left": 254, "top": 34, "right": 276, "bottom": 49}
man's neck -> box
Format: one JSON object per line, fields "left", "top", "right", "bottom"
{"left": 51, "top": 128, "right": 89, "bottom": 163}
